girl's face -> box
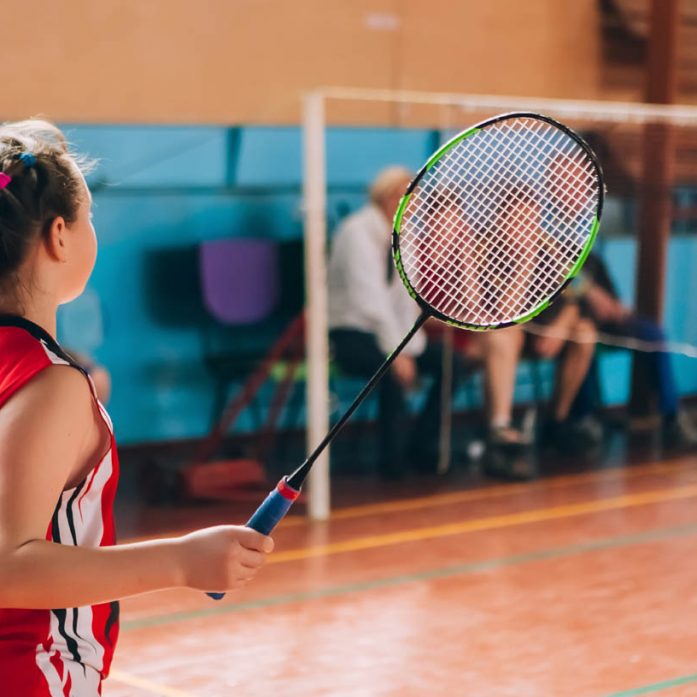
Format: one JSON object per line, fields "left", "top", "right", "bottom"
{"left": 60, "top": 176, "right": 97, "bottom": 304}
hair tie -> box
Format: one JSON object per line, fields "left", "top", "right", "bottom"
{"left": 18, "top": 152, "right": 36, "bottom": 167}
{"left": 0, "top": 173, "right": 11, "bottom": 189}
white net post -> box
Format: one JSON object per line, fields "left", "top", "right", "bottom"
{"left": 302, "top": 92, "right": 330, "bottom": 521}
{"left": 300, "top": 87, "right": 697, "bottom": 520}
{"left": 437, "top": 105, "right": 455, "bottom": 476}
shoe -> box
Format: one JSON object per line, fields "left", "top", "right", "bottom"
{"left": 482, "top": 445, "right": 536, "bottom": 481}
{"left": 540, "top": 416, "right": 603, "bottom": 453}
{"left": 571, "top": 415, "right": 604, "bottom": 445}
{"left": 487, "top": 424, "right": 532, "bottom": 448}
{"left": 406, "top": 442, "right": 440, "bottom": 474}
{"left": 663, "top": 411, "right": 697, "bottom": 448}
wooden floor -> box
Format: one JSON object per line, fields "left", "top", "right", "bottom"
{"left": 107, "top": 445, "right": 697, "bottom": 696}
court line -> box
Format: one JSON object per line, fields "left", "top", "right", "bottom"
{"left": 109, "top": 668, "right": 194, "bottom": 697}
{"left": 278, "top": 460, "right": 694, "bottom": 527}
{"left": 121, "top": 520, "right": 697, "bottom": 632}
{"left": 122, "top": 460, "right": 695, "bottom": 543}
{"left": 268, "top": 482, "right": 697, "bottom": 564}
{"left": 605, "top": 672, "right": 697, "bottom": 696}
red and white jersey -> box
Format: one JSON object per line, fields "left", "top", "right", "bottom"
{"left": 0, "top": 316, "right": 120, "bottom": 696}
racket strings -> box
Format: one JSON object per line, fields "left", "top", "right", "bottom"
{"left": 405, "top": 186, "right": 548, "bottom": 323}
{"left": 401, "top": 135, "right": 551, "bottom": 319}
{"left": 398, "top": 116, "right": 599, "bottom": 326}
{"left": 439, "top": 121, "right": 595, "bottom": 268}
{"left": 436, "top": 119, "right": 585, "bottom": 258}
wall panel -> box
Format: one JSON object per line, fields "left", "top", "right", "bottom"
{"left": 3, "top": 0, "right": 605, "bottom": 125}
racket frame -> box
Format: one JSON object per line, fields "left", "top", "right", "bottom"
{"left": 392, "top": 111, "right": 605, "bottom": 332}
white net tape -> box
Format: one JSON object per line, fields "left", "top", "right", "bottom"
{"left": 397, "top": 116, "right": 601, "bottom": 327}
{"left": 524, "top": 322, "right": 697, "bottom": 360}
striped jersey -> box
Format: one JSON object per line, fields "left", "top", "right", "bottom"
{"left": 0, "top": 316, "right": 120, "bottom": 696}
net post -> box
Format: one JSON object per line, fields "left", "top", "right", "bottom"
{"left": 302, "top": 91, "right": 331, "bottom": 521}
{"left": 630, "top": 0, "right": 679, "bottom": 418}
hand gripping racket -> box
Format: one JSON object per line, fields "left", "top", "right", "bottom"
{"left": 208, "top": 112, "right": 604, "bottom": 599}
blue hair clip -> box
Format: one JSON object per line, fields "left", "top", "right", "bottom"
{"left": 19, "top": 152, "right": 36, "bottom": 167}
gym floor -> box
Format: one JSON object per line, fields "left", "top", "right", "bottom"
{"left": 108, "top": 441, "right": 697, "bottom": 697}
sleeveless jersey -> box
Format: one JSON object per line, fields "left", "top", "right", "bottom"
{"left": 0, "top": 316, "right": 120, "bottom": 696}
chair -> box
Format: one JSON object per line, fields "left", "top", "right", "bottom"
{"left": 180, "top": 238, "right": 304, "bottom": 502}
{"left": 199, "top": 238, "right": 279, "bottom": 325}
{"left": 198, "top": 238, "right": 281, "bottom": 425}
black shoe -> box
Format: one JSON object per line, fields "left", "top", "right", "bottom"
{"left": 663, "top": 412, "right": 697, "bottom": 449}
{"left": 482, "top": 445, "right": 536, "bottom": 481}
{"left": 540, "top": 416, "right": 603, "bottom": 453}
{"left": 407, "top": 444, "right": 440, "bottom": 474}
{"left": 487, "top": 425, "right": 532, "bottom": 448}
{"left": 571, "top": 415, "right": 604, "bottom": 445}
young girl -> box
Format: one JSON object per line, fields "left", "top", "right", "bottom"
{"left": 0, "top": 120, "right": 274, "bottom": 696}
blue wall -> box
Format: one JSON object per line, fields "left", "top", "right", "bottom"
{"left": 56, "top": 125, "right": 697, "bottom": 445}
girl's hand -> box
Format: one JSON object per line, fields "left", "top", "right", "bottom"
{"left": 176, "top": 526, "right": 274, "bottom": 592}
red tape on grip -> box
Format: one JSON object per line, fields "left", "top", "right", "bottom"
{"left": 276, "top": 477, "right": 300, "bottom": 501}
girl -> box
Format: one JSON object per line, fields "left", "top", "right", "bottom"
{"left": 0, "top": 120, "right": 274, "bottom": 696}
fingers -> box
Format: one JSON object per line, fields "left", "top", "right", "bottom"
{"left": 238, "top": 547, "right": 267, "bottom": 570}
{"left": 229, "top": 526, "right": 274, "bottom": 554}
{"left": 235, "top": 564, "right": 261, "bottom": 583}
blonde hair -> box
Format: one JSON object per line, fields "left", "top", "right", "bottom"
{"left": 369, "top": 166, "right": 413, "bottom": 206}
{"left": 0, "top": 119, "right": 89, "bottom": 288}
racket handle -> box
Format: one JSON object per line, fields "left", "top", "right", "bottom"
{"left": 206, "top": 477, "right": 300, "bottom": 600}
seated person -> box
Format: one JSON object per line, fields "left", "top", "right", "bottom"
{"left": 328, "top": 166, "right": 462, "bottom": 478}
{"left": 451, "top": 303, "right": 597, "bottom": 455}
{"left": 571, "top": 252, "right": 697, "bottom": 446}
{"left": 425, "top": 325, "right": 530, "bottom": 448}
{"left": 463, "top": 186, "right": 598, "bottom": 454}
{"left": 526, "top": 296, "right": 600, "bottom": 449}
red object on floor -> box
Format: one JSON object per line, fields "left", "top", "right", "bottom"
{"left": 181, "top": 458, "right": 267, "bottom": 502}
{"left": 180, "top": 314, "right": 305, "bottom": 502}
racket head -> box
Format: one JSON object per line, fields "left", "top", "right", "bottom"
{"left": 392, "top": 112, "right": 605, "bottom": 331}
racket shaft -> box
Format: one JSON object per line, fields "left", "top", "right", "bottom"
{"left": 207, "top": 477, "right": 299, "bottom": 600}
{"left": 208, "top": 313, "right": 428, "bottom": 601}
{"left": 299, "top": 312, "right": 429, "bottom": 474}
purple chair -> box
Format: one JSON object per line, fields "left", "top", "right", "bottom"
{"left": 198, "top": 238, "right": 281, "bottom": 426}
{"left": 199, "top": 238, "right": 280, "bottom": 325}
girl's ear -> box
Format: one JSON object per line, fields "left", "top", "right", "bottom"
{"left": 44, "top": 217, "right": 68, "bottom": 263}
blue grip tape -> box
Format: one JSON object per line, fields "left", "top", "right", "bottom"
{"left": 246, "top": 487, "right": 295, "bottom": 534}
{"left": 207, "top": 478, "right": 299, "bottom": 600}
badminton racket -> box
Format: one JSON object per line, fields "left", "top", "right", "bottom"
{"left": 208, "top": 111, "right": 604, "bottom": 599}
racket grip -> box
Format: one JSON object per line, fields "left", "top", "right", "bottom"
{"left": 246, "top": 477, "right": 300, "bottom": 534}
{"left": 206, "top": 477, "right": 300, "bottom": 600}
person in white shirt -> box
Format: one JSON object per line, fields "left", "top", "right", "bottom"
{"left": 328, "top": 166, "right": 459, "bottom": 478}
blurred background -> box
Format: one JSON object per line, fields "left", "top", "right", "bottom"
{"left": 6, "top": 2, "right": 697, "bottom": 694}
{"left": 1, "top": 1, "right": 692, "bottom": 443}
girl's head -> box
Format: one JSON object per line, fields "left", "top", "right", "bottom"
{"left": 0, "top": 119, "right": 96, "bottom": 311}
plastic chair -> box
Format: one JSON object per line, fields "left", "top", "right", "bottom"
{"left": 199, "top": 238, "right": 279, "bottom": 325}
{"left": 182, "top": 239, "right": 303, "bottom": 502}
{"left": 199, "top": 238, "right": 281, "bottom": 424}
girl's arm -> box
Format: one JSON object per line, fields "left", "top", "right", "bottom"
{"left": 0, "top": 366, "right": 272, "bottom": 609}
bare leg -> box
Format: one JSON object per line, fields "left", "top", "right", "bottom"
{"left": 479, "top": 326, "right": 525, "bottom": 428}
{"left": 552, "top": 319, "right": 597, "bottom": 421}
